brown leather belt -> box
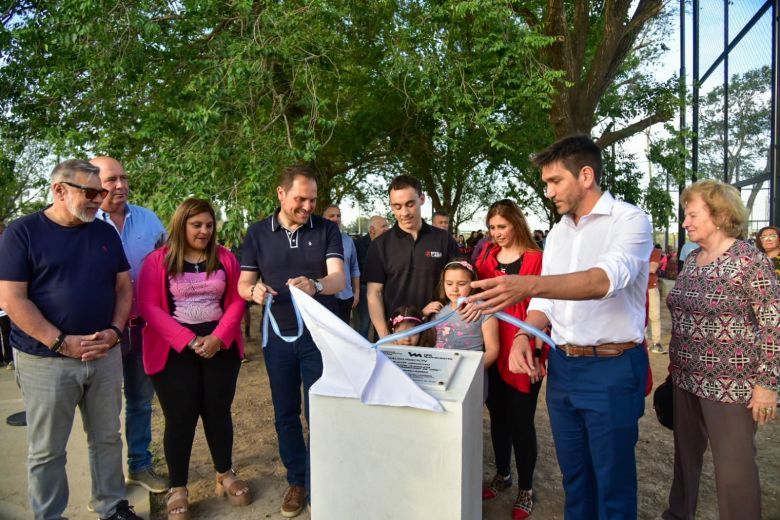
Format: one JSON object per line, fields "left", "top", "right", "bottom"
{"left": 558, "top": 342, "right": 638, "bottom": 358}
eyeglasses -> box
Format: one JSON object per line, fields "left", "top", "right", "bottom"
{"left": 759, "top": 234, "right": 778, "bottom": 241}
{"left": 60, "top": 181, "right": 109, "bottom": 200}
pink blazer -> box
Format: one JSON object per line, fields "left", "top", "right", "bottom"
{"left": 138, "top": 245, "right": 246, "bottom": 375}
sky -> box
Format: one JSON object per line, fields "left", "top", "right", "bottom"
{"left": 339, "top": 1, "right": 774, "bottom": 235}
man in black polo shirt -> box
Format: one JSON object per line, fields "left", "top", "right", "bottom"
{"left": 365, "top": 175, "right": 460, "bottom": 337}
{"left": 238, "top": 164, "right": 344, "bottom": 518}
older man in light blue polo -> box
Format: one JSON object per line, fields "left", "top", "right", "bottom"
{"left": 92, "top": 156, "right": 168, "bottom": 494}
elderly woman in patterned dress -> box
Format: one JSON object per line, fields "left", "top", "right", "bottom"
{"left": 662, "top": 180, "right": 779, "bottom": 520}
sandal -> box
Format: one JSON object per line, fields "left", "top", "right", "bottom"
{"left": 216, "top": 469, "right": 252, "bottom": 507}
{"left": 166, "top": 487, "right": 190, "bottom": 520}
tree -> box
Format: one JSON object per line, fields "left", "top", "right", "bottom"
{"left": 697, "top": 66, "right": 771, "bottom": 218}
{"left": 0, "top": 139, "right": 49, "bottom": 223}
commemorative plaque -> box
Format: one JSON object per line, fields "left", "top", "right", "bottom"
{"left": 380, "top": 347, "right": 462, "bottom": 390}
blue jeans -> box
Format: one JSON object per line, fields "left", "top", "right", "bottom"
{"left": 121, "top": 322, "right": 155, "bottom": 473}
{"left": 16, "top": 347, "right": 126, "bottom": 520}
{"left": 263, "top": 328, "right": 323, "bottom": 490}
{"left": 546, "top": 345, "right": 648, "bottom": 520}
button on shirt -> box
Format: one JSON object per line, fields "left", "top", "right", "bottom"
{"left": 336, "top": 232, "right": 360, "bottom": 300}
{"left": 97, "top": 204, "right": 166, "bottom": 316}
{"left": 527, "top": 192, "right": 652, "bottom": 346}
{"left": 241, "top": 211, "right": 343, "bottom": 333}
{"left": 365, "top": 222, "right": 460, "bottom": 316}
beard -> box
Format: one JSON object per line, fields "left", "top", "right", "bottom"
{"left": 65, "top": 197, "right": 97, "bottom": 223}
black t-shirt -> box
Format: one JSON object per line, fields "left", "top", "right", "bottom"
{"left": 0, "top": 210, "right": 130, "bottom": 357}
{"left": 241, "top": 211, "right": 343, "bottom": 333}
{"left": 364, "top": 222, "right": 460, "bottom": 317}
{"left": 354, "top": 233, "right": 371, "bottom": 283}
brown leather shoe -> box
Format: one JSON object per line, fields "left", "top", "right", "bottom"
{"left": 281, "top": 485, "right": 305, "bottom": 518}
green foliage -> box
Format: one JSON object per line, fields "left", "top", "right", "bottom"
{"left": 0, "top": 0, "right": 671, "bottom": 235}
{"left": 0, "top": 139, "right": 49, "bottom": 223}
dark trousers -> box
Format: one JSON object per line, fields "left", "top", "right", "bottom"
{"left": 546, "top": 345, "right": 647, "bottom": 520}
{"left": 0, "top": 314, "right": 11, "bottom": 363}
{"left": 150, "top": 346, "right": 241, "bottom": 487}
{"left": 485, "top": 365, "right": 541, "bottom": 489}
{"left": 263, "top": 328, "right": 322, "bottom": 490}
{"left": 353, "top": 284, "right": 372, "bottom": 339}
{"left": 662, "top": 386, "right": 761, "bottom": 520}
{"left": 336, "top": 297, "right": 353, "bottom": 324}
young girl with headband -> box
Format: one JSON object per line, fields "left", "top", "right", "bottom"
{"left": 386, "top": 305, "right": 436, "bottom": 347}
{"left": 423, "top": 259, "right": 499, "bottom": 368}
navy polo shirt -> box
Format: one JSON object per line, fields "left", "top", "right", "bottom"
{"left": 241, "top": 211, "right": 343, "bottom": 333}
{"left": 364, "top": 221, "right": 460, "bottom": 318}
{"left": 0, "top": 210, "right": 130, "bottom": 357}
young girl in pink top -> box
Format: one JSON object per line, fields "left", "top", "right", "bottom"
{"left": 138, "top": 199, "right": 251, "bottom": 519}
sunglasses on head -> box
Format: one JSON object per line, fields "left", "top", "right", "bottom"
{"left": 61, "top": 181, "right": 109, "bottom": 200}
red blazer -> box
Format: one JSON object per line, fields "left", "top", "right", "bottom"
{"left": 138, "top": 245, "right": 246, "bottom": 375}
{"left": 475, "top": 244, "right": 544, "bottom": 393}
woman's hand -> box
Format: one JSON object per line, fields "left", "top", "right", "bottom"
{"left": 748, "top": 385, "right": 777, "bottom": 424}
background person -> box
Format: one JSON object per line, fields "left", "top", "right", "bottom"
{"left": 756, "top": 225, "right": 780, "bottom": 277}
{"left": 474, "top": 199, "right": 543, "bottom": 520}
{"left": 138, "top": 198, "right": 250, "bottom": 519}
{"left": 662, "top": 180, "right": 779, "bottom": 520}
{"left": 353, "top": 215, "right": 389, "bottom": 338}
{"left": 432, "top": 210, "right": 450, "bottom": 231}
{"left": 322, "top": 204, "right": 361, "bottom": 324}
{"left": 91, "top": 156, "right": 169, "bottom": 494}
{"left": 647, "top": 243, "right": 665, "bottom": 354}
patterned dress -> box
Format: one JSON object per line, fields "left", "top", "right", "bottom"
{"left": 667, "top": 240, "right": 780, "bottom": 403}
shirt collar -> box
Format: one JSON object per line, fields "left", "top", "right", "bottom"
{"left": 270, "top": 208, "right": 314, "bottom": 232}
{"left": 96, "top": 204, "right": 132, "bottom": 223}
{"left": 392, "top": 220, "right": 430, "bottom": 238}
{"left": 561, "top": 191, "right": 615, "bottom": 228}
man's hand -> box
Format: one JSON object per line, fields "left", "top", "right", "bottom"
{"left": 457, "top": 302, "right": 482, "bottom": 323}
{"left": 288, "top": 276, "right": 316, "bottom": 296}
{"left": 469, "top": 275, "right": 536, "bottom": 314}
{"left": 508, "top": 334, "right": 536, "bottom": 376}
{"left": 250, "top": 282, "right": 277, "bottom": 305}
{"left": 59, "top": 333, "right": 112, "bottom": 361}
{"left": 352, "top": 292, "right": 360, "bottom": 309}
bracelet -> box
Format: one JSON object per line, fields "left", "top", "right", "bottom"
{"left": 187, "top": 337, "right": 198, "bottom": 350}
{"left": 513, "top": 330, "right": 533, "bottom": 342}
{"left": 108, "top": 325, "right": 123, "bottom": 345}
{"left": 249, "top": 285, "right": 255, "bottom": 300}
{"left": 50, "top": 333, "right": 66, "bottom": 352}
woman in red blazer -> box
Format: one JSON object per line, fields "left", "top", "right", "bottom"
{"left": 475, "top": 199, "right": 543, "bottom": 520}
{"left": 138, "top": 198, "right": 250, "bottom": 519}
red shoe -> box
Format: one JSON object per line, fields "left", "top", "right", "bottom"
{"left": 511, "top": 489, "right": 534, "bottom": 519}
{"left": 482, "top": 473, "right": 512, "bottom": 500}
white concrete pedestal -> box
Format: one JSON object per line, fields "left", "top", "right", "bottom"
{"left": 310, "top": 346, "right": 483, "bottom": 520}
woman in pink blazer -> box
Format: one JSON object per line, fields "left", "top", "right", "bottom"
{"left": 138, "top": 198, "right": 250, "bottom": 519}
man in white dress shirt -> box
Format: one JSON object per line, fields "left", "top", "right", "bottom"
{"left": 472, "top": 135, "right": 652, "bottom": 520}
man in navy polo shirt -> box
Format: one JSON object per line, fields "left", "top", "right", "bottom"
{"left": 238, "top": 164, "right": 344, "bottom": 518}
{"left": 365, "top": 175, "right": 460, "bottom": 337}
{"left": 0, "top": 159, "right": 140, "bottom": 520}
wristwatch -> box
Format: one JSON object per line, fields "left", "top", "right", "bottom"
{"left": 309, "top": 278, "right": 323, "bottom": 295}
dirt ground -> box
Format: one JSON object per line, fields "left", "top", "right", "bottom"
{"left": 149, "top": 286, "right": 779, "bottom": 519}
